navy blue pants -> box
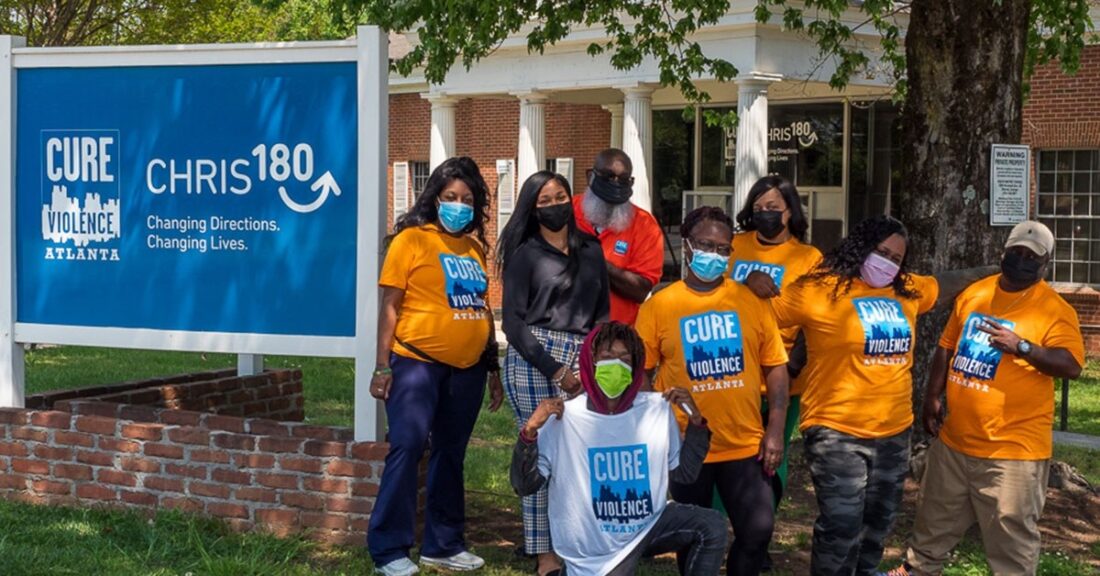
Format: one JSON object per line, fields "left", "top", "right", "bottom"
{"left": 367, "top": 353, "right": 488, "bottom": 565}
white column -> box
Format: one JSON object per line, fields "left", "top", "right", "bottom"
{"left": 602, "top": 104, "right": 624, "bottom": 149}
{"left": 621, "top": 86, "right": 655, "bottom": 213}
{"left": 423, "top": 93, "right": 458, "bottom": 171}
{"left": 0, "top": 35, "right": 26, "bottom": 409}
{"left": 515, "top": 91, "right": 548, "bottom": 185}
{"left": 733, "top": 73, "right": 781, "bottom": 213}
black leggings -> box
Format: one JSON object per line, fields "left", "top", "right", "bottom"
{"left": 604, "top": 502, "right": 728, "bottom": 576}
{"left": 670, "top": 456, "right": 775, "bottom": 576}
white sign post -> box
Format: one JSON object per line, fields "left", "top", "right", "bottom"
{"left": 0, "top": 35, "right": 27, "bottom": 408}
{"left": 990, "top": 144, "right": 1031, "bottom": 226}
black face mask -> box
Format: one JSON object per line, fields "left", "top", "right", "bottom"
{"left": 753, "top": 210, "right": 786, "bottom": 240}
{"left": 536, "top": 203, "right": 573, "bottom": 232}
{"left": 589, "top": 174, "right": 633, "bottom": 204}
{"left": 1001, "top": 251, "right": 1044, "bottom": 286}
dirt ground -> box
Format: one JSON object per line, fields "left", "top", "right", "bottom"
{"left": 770, "top": 441, "right": 1100, "bottom": 574}
{"left": 468, "top": 439, "right": 1100, "bottom": 574}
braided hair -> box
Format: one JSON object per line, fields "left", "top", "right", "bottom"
{"left": 680, "top": 205, "right": 734, "bottom": 242}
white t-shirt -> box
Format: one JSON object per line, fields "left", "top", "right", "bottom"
{"left": 537, "top": 392, "right": 682, "bottom": 576}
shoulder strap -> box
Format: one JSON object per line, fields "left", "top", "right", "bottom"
{"left": 395, "top": 336, "right": 443, "bottom": 365}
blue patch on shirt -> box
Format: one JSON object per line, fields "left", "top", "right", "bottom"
{"left": 614, "top": 240, "right": 629, "bottom": 255}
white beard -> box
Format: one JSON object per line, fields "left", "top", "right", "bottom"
{"left": 582, "top": 191, "right": 634, "bottom": 233}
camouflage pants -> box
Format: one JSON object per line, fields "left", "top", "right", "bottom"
{"left": 803, "top": 426, "right": 911, "bottom": 576}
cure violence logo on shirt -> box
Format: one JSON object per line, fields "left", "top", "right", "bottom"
{"left": 731, "top": 260, "right": 786, "bottom": 286}
{"left": 438, "top": 254, "right": 487, "bottom": 310}
{"left": 589, "top": 444, "right": 653, "bottom": 534}
{"left": 853, "top": 297, "right": 912, "bottom": 360}
{"left": 680, "top": 312, "right": 745, "bottom": 382}
{"left": 952, "top": 312, "right": 1016, "bottom": 382}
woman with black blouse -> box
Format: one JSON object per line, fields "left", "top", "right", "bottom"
{"left": 496, "top": 170, "right": 610, "bottom": 576}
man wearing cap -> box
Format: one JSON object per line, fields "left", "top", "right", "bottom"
{"left": 573, "top": 148, "right": 665, "bottom": 325}
{"left": 882, "top": 221, "right": 1084, "bottom": 576}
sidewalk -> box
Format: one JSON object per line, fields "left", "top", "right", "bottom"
{"left": 1053, "top": 430, "right": 1100, "bottom": 450}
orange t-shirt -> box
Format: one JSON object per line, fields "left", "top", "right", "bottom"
{"left": 938, "top": 275, "right": 1084, "bottom": 460}
{"left": 573, "top": 194, "right": 664, "bottom": 325}
{"left": 636, "top": 279, "right": 789, "bottom": 463}
{"left": 379, "top": 224, "right": 492, "bottom": 368}
{"left": 729, "top": 232, "right": 823, "bottom": 395}
{"left": 772, "top": 274, "right": 939, "bottom": 439}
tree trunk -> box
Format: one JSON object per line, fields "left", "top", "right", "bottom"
{"left": 899, "top": 0, "right": 1031, "bottom": 439}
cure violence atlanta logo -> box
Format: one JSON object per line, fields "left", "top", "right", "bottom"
{"left": 40, "top": 130, "right": 122, "bottom": 262}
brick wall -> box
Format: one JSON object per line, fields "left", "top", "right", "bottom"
{"left": 25, "top": 369, "right": 235, "bottom": 410}
{"left": 0, "top": 393, "right": 387, "bottom": 545}
{"left": 386, "top": 93, "right": 613, "bottom": 309}
{"left": 1023, "top": 45, "right": 1100, "bottom": 149}
{"left": 1023, "top": 44, "right": 1100, "bottom": 353}
{"left": 27, "top": 370, "right": 304, "bottom": 422}
{"left": 1053, "top": 286, "right": 1100, "bottom": 356}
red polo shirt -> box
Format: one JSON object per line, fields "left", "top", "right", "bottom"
{"left": 573, "top": 194, "right": 665, "bottom": 325}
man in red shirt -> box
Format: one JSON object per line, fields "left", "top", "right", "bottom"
{"left": 573, "top": 148, "right": 665, "bottom": 325}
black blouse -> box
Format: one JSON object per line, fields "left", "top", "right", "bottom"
{"left": 502, "top": 233, "right": 610, "bottom": 378}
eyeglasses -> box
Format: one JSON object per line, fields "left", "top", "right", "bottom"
{"left": 586, "top": 167, "right": 635, "bottom": 187}
{"left": 687, "top": 238, "right": 732, "bottom": 257}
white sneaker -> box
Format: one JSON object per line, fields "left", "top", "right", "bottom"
{"left": 376, "top": 557, "right": 420, "bottom": 576}
{"left": 419, "top": 551, "right": 485, "bottom": 571}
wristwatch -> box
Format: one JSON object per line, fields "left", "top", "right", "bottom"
{"left": 1017, "top": 339, "right": 1033, "bottom": 356}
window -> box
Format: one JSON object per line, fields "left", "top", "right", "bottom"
{"left": 699, "top": 107, "right": 735, "bottom": 188}
{"left": 767, "top": 103, "right": 844, "bottom": 188}
{"left": 848, "top": 100, "right": 902, "bottom": 225}
{"left": 653, "top": 110, "right": 696, "bottom": 228}
{"left": 545, "top": 158, "right": 574, "bottom": 180}
{"left": 411, "top": 161, "right": 430, "bottom": 200}
{"left": 1036, "top": 150, "right": 1100, "bottom": 284}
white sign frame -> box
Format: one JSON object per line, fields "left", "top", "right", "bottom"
{"left": 990, "top": 143, "right": 1031, "bottom": 227}
{"left": 0, "top": 28, "right": 389, "bottom": 441}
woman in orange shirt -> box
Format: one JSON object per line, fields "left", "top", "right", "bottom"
{"left": 771, "top": 214, "right": 986, "bottom": 576}
{"left": 368, "top": 157, "right": 504, "bottom": 576}
{"left": 730, "top": 175, "right": 821, "bottom": 514}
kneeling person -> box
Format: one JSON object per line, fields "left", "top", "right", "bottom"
{"left": 510, "top": 322, "right": 727, "bottom": 576}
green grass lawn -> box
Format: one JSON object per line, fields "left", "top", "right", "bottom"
{"left": 4, "top": 346, "right": 1098, "bottom": 575}
{"left": 1055, "top": 361, "right": 1100, "bottom": 436}
{"left": 25, "top": 347, "right": 356, "bottom": 427}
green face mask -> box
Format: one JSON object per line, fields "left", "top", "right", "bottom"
{"left": 594, "top": 359, "right": 633, "bottom": 399}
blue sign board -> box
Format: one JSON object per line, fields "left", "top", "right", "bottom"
{"left": 15, "top": 62, "right": 358, "bottom": 337}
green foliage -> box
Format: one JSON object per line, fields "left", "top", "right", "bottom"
{"left": 1028, "top": 0, "right": 1093, "bottom": 76}
{"left": 344, "top": 0, "right": 739, "bottom": 125}
{"left": 0, "top": 0, "right": 353, "bottom": 47}
{"left": 349, "top": 0, "right": 1093, "bottom": 123}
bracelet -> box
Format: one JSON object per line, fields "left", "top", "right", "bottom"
{"left": 373, "top": 367, "right": 392, "bottom": 376}
{"left": 551, "top": 368, "right": 566, "bottom": 385}
{"left": 520, "top": 427, "right": 538, "bottom": 442}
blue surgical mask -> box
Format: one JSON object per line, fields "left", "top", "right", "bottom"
{"left": 687, "top": 240, "right": 730, "bottom": 282}
{"left": 438, "top": 201, "right": 474, "bottom": 233}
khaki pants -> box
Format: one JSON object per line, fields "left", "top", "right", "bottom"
{"left": 906, "top": 439, "right": 1050, "bottom": 576}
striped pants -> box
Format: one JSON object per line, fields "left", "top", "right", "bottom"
{"left": 502, "top": 325, "right": 584, "bottom": 555}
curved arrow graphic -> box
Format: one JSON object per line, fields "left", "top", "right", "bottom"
{"left": 279, "top": 171, "right": 342, "bottom": 213}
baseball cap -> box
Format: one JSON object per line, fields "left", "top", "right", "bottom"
{"left": 1004, "top": 221, "right": 1054, "bottom": 257}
